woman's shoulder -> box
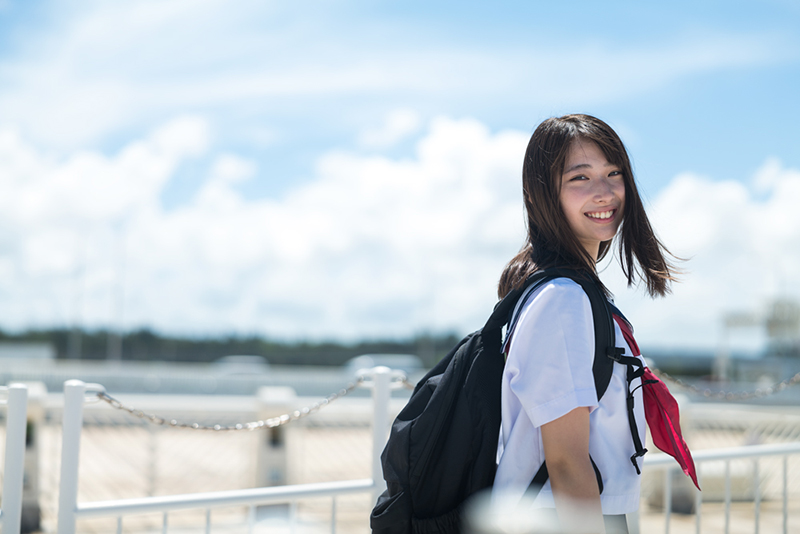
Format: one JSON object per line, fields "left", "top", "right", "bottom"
{"left": 507, "top": 276, "right": 596, "bottom": 370}
{"left": 531, "top": 276, "right": 591, "bottom": 307}
{"left": 514, "top": 276, "right": 593, "bottom": 329}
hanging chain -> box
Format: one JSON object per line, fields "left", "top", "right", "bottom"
{"left": 96, "top": 376, "right": 368, "bottom": 431}
{"left": 399, "top": 376, "right": 415, "bottom": 390}
{"left": 94, "top": 364, "right": 799, "bottom": 418}
{"left": 651, "top": 368, "right": 800, "bottom": 401}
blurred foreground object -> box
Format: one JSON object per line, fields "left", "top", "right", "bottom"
{"left": 463, "top": 490, "right": 561, "bottom": 534}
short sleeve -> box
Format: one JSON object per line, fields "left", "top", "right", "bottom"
{"left": 504, "top": 278, "right": 598, "bottom": 428}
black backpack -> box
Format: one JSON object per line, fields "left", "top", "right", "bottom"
{"left": 370, "top": 268, "right": 645, "bottom": 534}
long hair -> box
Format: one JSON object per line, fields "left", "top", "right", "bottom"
{"left": 498, "top": 114, "right": 676, "bottom": 299}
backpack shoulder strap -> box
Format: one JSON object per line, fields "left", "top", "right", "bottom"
{"left": 485, "top": 270, "right": 554, "bottom": 332}
{"left": 567, "top": 276, "right": 650, "bottom": 476}
{"left": 566, "top": 274, "right": 617, "bottom": 401}
{"left": 501, "top": 268, "right": 617, "bottom": 400}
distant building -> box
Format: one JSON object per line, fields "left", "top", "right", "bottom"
{"left": 764, "top": 299, "right": 800, "bottom": 357}
{"left": 722, "top": 298, "right": 800, "bottom": 383}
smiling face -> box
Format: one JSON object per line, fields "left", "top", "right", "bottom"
{"left": 559, "top": 139, "right": 625, "bottom": 262}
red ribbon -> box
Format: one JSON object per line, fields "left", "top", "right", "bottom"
{"left": 613, "top": 315, "right": 700, "bottom": 490}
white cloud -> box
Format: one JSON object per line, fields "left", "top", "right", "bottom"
{"left": 209, "top": 154, "right": 257, "bottom": 184}
{"left": 607, "top": 159, "right": 800, "bottom": 352}
{"left": 0, "top": 116, "right": 208, "bottom": 229}
{"left": 0, "top": 115, "right": 210, "bottom": 328}
{"left": 2, "top": 113, "right": 799, "bottom": 353}
{"left": 0, "top": 115, "right": 528, "bottom": 339}
{"left": 358, "top": 109, "right": 422, "bottom": 149}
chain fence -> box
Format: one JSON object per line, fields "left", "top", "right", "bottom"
{"left": 94, "top": 372, "right": 414, "bottom": 432}
{"left": 86, "top": 363, "right": 800, "bottom": 431}
{"left": 652, "top": 368, "right": 800, "bottom": 401}
{"left": 24, "top": 371, "right": 415, "bottom": 533}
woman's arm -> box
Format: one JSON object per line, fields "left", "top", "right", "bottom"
{"left": 541, "top": 407, "right": 605, "bottom": 534}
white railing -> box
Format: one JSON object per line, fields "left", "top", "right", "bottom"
{"left": 55, "top": 368, "right": 399, "bottom": 534}
{"left": 0, "top": 383, "right": 29, "bottom": 534}
{"left": 2, "top": 368, "right": 793, "bottom": 534}
{"left": 74, "top": 479, "right": 374, "bottom": 533}
{"left": 644, "top": 441, "right": 800, "bottom": 534}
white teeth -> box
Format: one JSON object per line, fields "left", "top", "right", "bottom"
{"left": 587, "top": 210, "right": 613, "bottom": 219}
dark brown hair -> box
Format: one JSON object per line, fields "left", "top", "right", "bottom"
{"left": 498, "top": 114, "right": 676, "bottom": 299}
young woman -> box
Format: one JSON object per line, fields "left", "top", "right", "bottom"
{"left": 492, "top": 114, "right": 676, "bottom": 534}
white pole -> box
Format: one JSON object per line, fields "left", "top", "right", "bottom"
{"left": 664, "top": 468, "right": 672, "bottom": 534}
{"left": 754, "top": 459, "right": 760, "bottom": 534}
{"left": 628, "top": 509, "right": 640, "bottom": 534}
{"left": 695, "top": 467, "right": 702, "bottom": 534}
{"left": 371, "top": 367, "right": 392, "bottom": 505}
{"left": 724, "top": 460, "right": 731, "bottom": 534}
{"left": 2, "top": 383, "right": 29, "bottom": 534}
{"left": 783, "top": 455, "right": 788, "bottom": 534}
{"left": 57, "top": 380, "right": 88, "bottom": 534}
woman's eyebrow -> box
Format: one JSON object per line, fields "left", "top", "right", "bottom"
{"left": 563, "top": 161, "right": 617, "bottom": 174}
{"left": 563, "top": 163, "right": 591, "bottom": 174}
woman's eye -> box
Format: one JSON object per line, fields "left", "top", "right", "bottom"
{"left": 609, "top": 170, "right": 622, "bottom": 177}
{"left": 570, "top": 175, "right": 588, "bottom": 181}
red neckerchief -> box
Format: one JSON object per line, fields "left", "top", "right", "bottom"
{"left": 613, "top": 314, "right": 701, "bottom": 490}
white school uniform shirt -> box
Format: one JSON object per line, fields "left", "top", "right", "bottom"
{"left": 492, "top": 277, "right": 646, "bottom": 514}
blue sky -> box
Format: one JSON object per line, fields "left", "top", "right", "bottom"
{"left": 0, "top": 0, "right": 799, "bottom": 352}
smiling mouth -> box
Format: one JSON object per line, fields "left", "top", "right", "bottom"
{"left": 585, "top": 209, "right": 616, "bottom": 220}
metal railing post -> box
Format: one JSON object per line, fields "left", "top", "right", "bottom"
{"left": 2, "top": 383, "right": 29, "bottom": 534}
{"left": 753, "top": 459, "right": 760, "bottom": 534}
{"left": 57, "top": 380, "right": 88, "bottom": 534}
{"left": 724, "top": 460, "right": 731, "bottom": 534}
{"left": 371, "top": 367, "right": 392, "bottom": 504}
{"left": 664, "top": 467, "right": 672, "bottom": 534}
{"left": 783, "top": 455, "right": 788, "bottom": 534}
{"left": 694, "top": 466, "right": 702, "bottom": 534}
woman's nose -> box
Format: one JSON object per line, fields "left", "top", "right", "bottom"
{"left": 593, "top": 177, "right": 615, "bottom": 201}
